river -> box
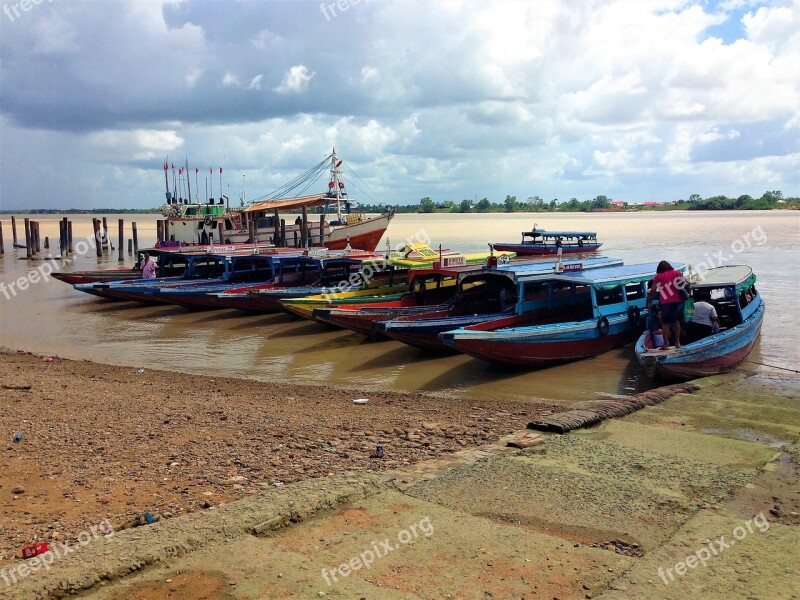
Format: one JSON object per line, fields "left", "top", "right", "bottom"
{"left": 0, "top": 210, "right": 797, "bottom": 403}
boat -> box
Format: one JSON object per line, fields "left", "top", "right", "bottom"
{"left": 154, "top": 250, "right": 388, "bottom": 310}
{"left": 635, "top": 265, "right": 764, "bottom": 380}
{"left": 376, "top": 256, "right": 625, "bottom": 351}
{"left": 492, "top": 226, "right": 601, "bottom": 255}
{"left": 73, "top": 253, "right": 234, "bottom": 302}
{"left": 439, "top": 262, "right": 677, "bottom": 366}
{"left": 312, "top": 264, "right": 479, "bottom": 335}
{"left": 157, "top": 149, "right": 393, "bottom": 252}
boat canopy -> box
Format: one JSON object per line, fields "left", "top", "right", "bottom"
{"left": 689, "top": 265, "right": 755, "bottom": 291}
{"left": 488, "top": 256, "right": 623, "bottom": 278}
{"left": 243, "top": 194, "right": 330, "bottom": 213}
{"left": 524, "top": 230, "right": 597, "bottom": 237}
{"left": 544, "top": 262, "right": 686, "bottom": 290}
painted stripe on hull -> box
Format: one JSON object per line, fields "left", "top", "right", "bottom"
{"left": 449, "top": 332, "right": 626, "bottom": 366}
{"left": 492, "top": 243, "right": 602, "bottom": 255}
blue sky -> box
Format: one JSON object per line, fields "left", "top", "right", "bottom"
{"left": 0, "top": 0, "right": 798, "bottom": 209}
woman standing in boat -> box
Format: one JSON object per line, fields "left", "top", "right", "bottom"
{"left": 647, "top": 260, "right": 685, "bottom": 350}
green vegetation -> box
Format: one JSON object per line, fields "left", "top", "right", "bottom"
{"left": 360, "top": 190, "right": 798, "bottom": 214}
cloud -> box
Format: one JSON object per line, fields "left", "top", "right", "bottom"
{"left": 248, "top": 74, "right": 264, "bottom": 90}
{"left": 273, "top": 65, "right": 315, "bottom": 94}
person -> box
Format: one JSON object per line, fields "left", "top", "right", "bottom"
{"left": 141, "top": 252, "right": 157, "bottom": 279}
{"left": 647, "top": 260, "right": 685, "bottom": 350}
{"left": 689, "top": 291, "right": 718, "bottom": 342}
{"left": 498, "top": 286, "right": 515, "bottom": 311}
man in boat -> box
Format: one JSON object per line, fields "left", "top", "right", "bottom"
{"left": 688, "top": 291, "right": 718, "bottom": 342}
{"left": 141, "top": 253, "right": 157, "bottom": 279}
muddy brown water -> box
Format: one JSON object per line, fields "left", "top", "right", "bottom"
{"left": 0, "top": 211, "right": 797, "bottom": 403}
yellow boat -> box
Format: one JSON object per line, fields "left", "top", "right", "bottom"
{"left": 388, "top": 242, "right": 515, "bottom": 269}
{"left": 279, "top": 282, "right": 410, "bottom": 319}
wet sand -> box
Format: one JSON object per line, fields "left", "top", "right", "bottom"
{"left": 0, "top": 349, "right": 560, "bottom": 563}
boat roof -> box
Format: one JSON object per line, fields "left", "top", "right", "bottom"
{"left": 689, "top": 265, "right": 754, "bottom": 288}
{"left": 490, "top": 256, "right": 623, "bottom": 277}
{"left": 523, "top": 230, "right": 597, "bottom": 236}
{"left": 243, "top": 194, "right": 330, "bottom": 213}
{"left": 546, "top": 262, "right": 686, "bottom": 286}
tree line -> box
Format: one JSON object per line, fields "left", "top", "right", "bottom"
{"left": 360, "top": 190, "right": 797, "bottom": 213}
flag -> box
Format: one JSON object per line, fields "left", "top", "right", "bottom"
{"left": 171, "top": 163, "right": 175, "bottom": 169}
{"left": 163, "top": 162, "right": 168, "bottom": 171}
{"left": 219, "top": 167, "right": 223, "bottom": 174}
{"left": 195, "top": 167, "right": 199, "bottom": 174}
{"left": 210, "top": 167, "right": 213, "bottom": 174}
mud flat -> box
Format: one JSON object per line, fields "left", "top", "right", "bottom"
{"left": 1, "top": 351, "right": 798, "bottom": 599}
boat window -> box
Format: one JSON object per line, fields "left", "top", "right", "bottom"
{"left": 522, "top": 281, "right": 548, "bottom": 300}
{"left": 625, "top": 282, "right": 646, "bottom": 301}
{"left": 739, "top": 290, "right": 749, "bottom": 308}
{"left": 596, "top": 285, "right": 625, "bottom": 306}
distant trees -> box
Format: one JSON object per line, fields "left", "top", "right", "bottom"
{"left": 504, "top": 195, "right": 518, "bottom": 212}
{"left": 418, "top": 197, "right": 435, "bottom": 213}
{"left": 476, "top": 198, "right": 491, "bottom": 212}
{"left": 459, "top": 199, "right": 474, "bottom": 213}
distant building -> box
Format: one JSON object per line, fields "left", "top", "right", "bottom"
{"left": 642, "top": 201, "right": 661, "bottom": 206}
{"left": 611, "top": 200, "right": 626, "bottom": 208}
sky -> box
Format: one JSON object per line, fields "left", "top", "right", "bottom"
{"left": 0, "top": 0, "right": 798, "bottom": 210}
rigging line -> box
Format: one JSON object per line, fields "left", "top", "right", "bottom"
{"left": 344, "top": 163, "right": 376, "bottom": 195}
{"left": 251, "top": 157, "right": 330, "bottom": 203}
{"left": 294, "top": 168, "right": 327, "bottom": 198}
{"left": 342, "top": 175, "right": 376, "bottom": 204}
{"left": 742, "top": 360, "right": 800, "bottom": 374}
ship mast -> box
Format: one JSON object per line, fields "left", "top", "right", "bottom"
{"left": 329, "top": 148, "right": 344, "bottom": 222}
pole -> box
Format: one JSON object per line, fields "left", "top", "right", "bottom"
{"left": 280, "top": 219, "right": 286, "bottom": 247}
{"left": 67, "top": 221, "right": 73, "bottom": 253}
{"left": 0, "top": 221, "right": 4, "bottom": 254}
{"left": 102, "top": 217, "right": 109, "bottom": 252}
{"left": 33, "top": 221, "right": 40, "bottom": 253}
{"left": 24, "top": 218, "right": 31, "bottom": 259}
{"left": 132, "top": 222, "right": 139, "bottom": 254}
{"left": 273, "top": 209, "right": 279, "bottom": 246}
{"left": 11, "top": 216, "right": 17, "bottom": 245}
{"left": 118, "top": 218, "right": 124, "bottom": 262}
{"left": 92, "top": 219, "right": 102, "bottom": 257}
{"left": 186, "top": 157, "right": 192, "bottom": 204}
{"left": 59, "top": 219, "right": 66, "bottom": 256}
{"left": 319, "top": 214, "right": 325, "bottom": 246}
{"left": 301, "top": 206, "right": 308, "bottom": 248}
{"left": 128, "top": 239, "right": 133, "bottom": 255}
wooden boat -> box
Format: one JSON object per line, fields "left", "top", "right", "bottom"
{"left": 492, "top": 227, "right": 601, "bottom": 255}
{"left": 635, "top": 265, "right": 764, "bottom": 380}
{"left": 150, "top": 251, "right": 384, "bottom": 310}
{"left": 440, "top": 262, "right": 678, "bottom": 366}
{"left": 311, "top": 266, "right": 474, "bottom": 333}
{"left": 158, "top": 149, "right": 393, "bottom": 252}
{"left": 376, "top": 256, "right": 625, "bottom": 351}
{"left": 73, "top": 254, "right": 233, "bottom": 302}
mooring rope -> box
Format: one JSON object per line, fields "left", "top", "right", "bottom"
{"left": 743, "top": 360, "right": 800, "bottom": 374}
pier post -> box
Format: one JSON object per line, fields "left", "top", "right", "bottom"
{"left": 44, "top": 236, "right": 49, "bottom": 250}
{"left": 301, "top": 206, "right": 308, "bottom": 248}
{"left": 319, "top": 214, "right": 325, "bottom": 246}
{"left": 24, "top": 218, "right": 32, "bottom": 259}
{"left": 92, "top": 219, "right": 102, "bottom": 257}
{"left": 67, "top": 220, "right": 73, "bottom": 253}
{"left": 33, "top": 221, "right": 40, "bottom": 254}
{"left": 248, "top": 220, "right": 256, "bottom": 245}
{"left": 102, "top": 217, "right": 109, "bottom": 252}
{"left": 11, "top": 216, "right": 17, "bottom": 245}
{"left": 118, "top": 218, "right": 124, "bottom": 262}
{"left": 0, "top": 220, "right": 4, "bottom": 254}
{"left": 273, "top": 209, "right": 279, "bottom": 246}
{"left": 280, "top": 219, "right": 286, "bottom": 247}
{"left": 156, "top": 220, "right": 164, "bottom": 244}
{"left": 132, "top": 222, "right": 139, "bottom": 254}
{"left": 127, "top": 239, "right": 133, "bottom": 254}
{"left": 59, "top": 219, "right": 66, "bottom": 256}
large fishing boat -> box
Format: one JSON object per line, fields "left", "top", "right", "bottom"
{"left": 635, "top": 265, "right": 763, "bottom": 380}
{"left": 157, "top": 149, "right": 393, "bottom": 251}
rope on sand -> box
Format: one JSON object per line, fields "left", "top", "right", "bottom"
{"left": 743, "top": 360, "right": 800, "bottom": 374}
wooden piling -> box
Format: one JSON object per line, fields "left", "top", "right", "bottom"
{"left": 132, "top": 222, "right": 139, "bottom": 254}
{"left": 44, "top": 236, "right": 49, "bottom": 249}
{"left": 127, "top": 239, "right": 133, "bottom": 254}
{"left": 24, "top": 218, "right": 32, "bottom": 259}
{"left": 248, "top": 220, "right": 256, "bottom": 244}
{"left": 318, "top": 214, "right": 325, "bottom": 246}
{"left": 33, "top": 221, "right": 40, "bottom": 254}
{"left": 102, "top": 217, "right": 109, "bottom": 252}
{"left": 0, "top": 221, "right": 4, "bottom": 254}
{"left": 280, "top": 219, "right": 286, "bottom": 247}
{"left": 273, "top": 210, "right": 280, "bottom": 246}
{"left": 92, "top": 219, "right": 102, "bottom": 257}
{"left": 156, "top": 220, "right": 164, "bottom": 244}
{"left": 300, "top": 206, "right": 308, "bottom": 248}
{"left": 118, "top": 218, "right": 124, "bottom": 262}
{"left": 11, "top": 216, "right": 17, "bottom": 245}
{"left": 67, "top": 220, "right": 73, "bottom": 253}
{"left": 59, "top": 219, "right": 66, "bottom": 256}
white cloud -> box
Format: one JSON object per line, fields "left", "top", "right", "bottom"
{"left": 273, "top": 65, "right": 315, "bottom": 94}
{"left": 221, "top": 72, "right": 241, "bottom": 87}
{"left": 185, "top": 68, "right": 204, "bottom": 88}
{"left": 31, "top": 14, "right": 78, "bottom": 55}
{"left": 248, "top": 74, "right": 264, "bottom": 90}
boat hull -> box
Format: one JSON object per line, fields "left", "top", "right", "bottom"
{"left": 378, "top": 312, "right": 509, "bottom": 351}
{"left": 492, "top": 243, "right": 602, "bottom": 255}
{"left": 53, "top": 270, "right": 140, "bottom": 285}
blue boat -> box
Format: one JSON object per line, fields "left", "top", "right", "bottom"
{"left": 635, "top": 265, "right": 764, "bottom": 380}
{"left": 439, "top": 262, "right": 681, "bottom": 366}
{"left": 493, "top": 227, "right": 601, "bottom": 255}
{"left": 376, "top": 256, "right": 624, "bottom": 351}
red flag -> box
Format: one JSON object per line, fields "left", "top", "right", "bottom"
{"left": 179, "top": 167, "right": 183, "bottom": 175}
{"left": 163, "top": 162, "right": 168, "bottom": 171}
{"left": 195, "top": 167, "right": 199, "bottom": 174}
{"left": 219, "top": 167, "right": 223, "bottom": 174}
{"left": 171, "top": 163, "right": 175, "bottom": 169}
{"left": 210, "top": 167, "right": 213, "bottom": 174}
